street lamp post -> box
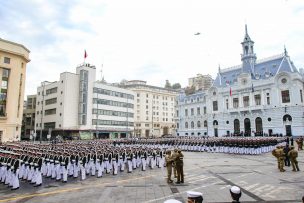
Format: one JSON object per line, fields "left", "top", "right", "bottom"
{"left": 96, "top": 92, "right": 99, "bottom": 139}
{"left": 39, "top": 82, "right": 46, "bottom": 143}
{"left": 151, "top": 101, "right": 155, "bottom": 139}
{"left": 126, "top": 95, "right": 129, "bottom": 138}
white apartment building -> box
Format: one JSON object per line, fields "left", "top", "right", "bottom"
{"left": 188, "top": 74, "right": 213, "bottom": 91}
{"left": 177, "top": 25, "right": 304, "bottom": 137}
{"left": 121, "top": 80, "right": 179, "bottom": 138}
{"left": 35, "top": 63, "right": 135, "bottom": 140}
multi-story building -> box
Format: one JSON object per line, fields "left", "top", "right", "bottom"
{"left": 35, "top": 63, "right": 135, "bottom": 140}
{"left": 0, "top": 38, "right": 30, "bottom": 142}
{"left": 21, "top": 95, "right": 36, "bottom": 140}
{"left": 121, "top": 80, "right": 178, "bottom": 138}
{"left": 188, "top": 74, "right": 213, "bottom": 91}
{"left": 176, "top": 91, "right": 209, "bottom": 136}
{"left": 177, "top": 25, "right": 304, "bottom": 137}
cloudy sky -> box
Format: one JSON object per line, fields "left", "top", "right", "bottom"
{"left": 0, "top": 0, "right": 303, "bottom": 96}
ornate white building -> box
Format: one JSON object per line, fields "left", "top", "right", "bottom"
{"left": 177, "top": 25, "right": 304, "bottom": 137}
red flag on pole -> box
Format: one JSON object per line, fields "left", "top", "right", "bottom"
{"left": 230, "top": 87, "right": 232, "bottom": 96}
{"left": 84, "top": 50, "right": 88, "bottom": 59}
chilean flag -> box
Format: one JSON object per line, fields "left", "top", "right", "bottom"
{"left": 84, "top": 50, "right": 88, "bottom": 59}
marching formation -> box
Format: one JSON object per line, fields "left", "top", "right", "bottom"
{"left": 0, "top": 136, "right": 290, "bottom": 190}
{"left": 0, "top": 141, "right": 166, "bottom": 190}
{"left": 134, "top": 136, "right": 286, "bottom": 155}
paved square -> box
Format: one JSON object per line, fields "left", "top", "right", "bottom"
{"left": 0, "top": 150, "right": 303, "bottom": 203}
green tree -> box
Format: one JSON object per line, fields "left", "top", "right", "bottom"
{"left": 164, "top": 80, "right": 171, "bottom": 88}
{"left": 172, "top": 83, "right": 181, "bottom": 89}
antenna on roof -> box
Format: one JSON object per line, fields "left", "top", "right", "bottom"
{"left": 284, "top": 45, "right": 288, "bottom": 56}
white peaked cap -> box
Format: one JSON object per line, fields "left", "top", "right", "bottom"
{"left": 163, "top": 199, "right": 182, "bottom": 203}
{"left": 187, "top": 191, "right": 203, "bottom": 198}
{"left": 230, "top": 186, "right": 241, "bottom": 194}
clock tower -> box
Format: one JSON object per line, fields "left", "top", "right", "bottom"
{"left": 241, "top": 25, "right": 256, "bottom": 74}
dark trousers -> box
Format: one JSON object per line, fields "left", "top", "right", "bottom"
{"left": 284, "top": 157, "right": 290, "bottom": 166}
{"left": 176, "top": 164, "right": 184, "bottom": 182}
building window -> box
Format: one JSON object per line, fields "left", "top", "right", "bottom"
{"left": 281, "top": 90, "right": 290, "bottom": 103}
{"left": 203, "top": 107, "right": 206, "bottom": 114}
{"left": 4, "top": 57, "right": 10, "bottom": 64}
{"left": 145, "top": 124, "right": 149, "bottom": 127}
{"left": 254, "top": 94, "right": 261, "bottom": 105}
{"left": 300, "top": 90, "right": 303, "bottom": 103}
{"left": 45, "top": 108, "right": 56, "bottom": 115}
{"left": 137, "top": 93, "right": 140, "bottom": 97}
{"left": 177, "top": 123, "right": 179, "bottom": 129}
{"left": 185, "top": 122, "right": 188, "bottom": 128}
{"left": 243, "top": 96, "right": 249, "bottom": 107}
{"left": 213, "top": 101, "right": 218, "bottom": 111}
{"left": 191, "top": 108, "right": 194, "bottom": 116}
{"left": 226, "top": 99, "right": 229, "bottom": 109}
{"left": 176, "top": 110, "right": 179, "bottom": 117}
{"left": 44, "top": 122, "right": 56, "bottom": 129}
{"left": 0, "top": 68, "right": 10, "bottom": 117}
{"left": 45, "top": 98, "right": 57, "bottom": 105}
{"left": 197, "top": 107, "right": 200, "bottom": 115}
{"left": 204, "top": 120, "right": 207, "bottom": 127}
{"left": 197, "top": 121, "right": 201, "bottom": 128}
{"left": 46, "top": 87, "right": 57, "bottom": 95}
{"left": 185, "top": 109, "right": 188, "bottom": 116}
{"left": 233, "top": 98, "right": 239, "bottom": 108}
{"left": 191, "top": 121, "right": 194, "bottom": 128}
{"left": 266, "top": 93, "right": 270, "bottom": 105}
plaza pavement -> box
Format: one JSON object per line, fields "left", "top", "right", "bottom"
{"left": 0, "top": 150, "right": 303, "bottom": 203}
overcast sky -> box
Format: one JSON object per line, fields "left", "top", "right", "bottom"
{"left": 0, "top": 0, "right": 303, "bottom": 96}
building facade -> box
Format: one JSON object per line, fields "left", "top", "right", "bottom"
{"left": 121, "top": 80, "right": 178, "bottom": 138}
{"left": 177, "top": 26, "right": 304, "bottom": 137}
{"left": 21, "top": 95, "right": 36, "bottom": 140}
{"left": 0, "top": 38, "right": 30, "bottom": 142}
{"left": 188, "top": 74, "right": 213, "bottom": 91}
{"left": 35, "top": 63, "right": 135, "bottom": 140}
{"left": 176, "top": 91, "right": 209, "bottom": 136}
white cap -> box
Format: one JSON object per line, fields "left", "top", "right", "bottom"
{"left": 187, "top": 191, "right": 203, "bottom": 198}
{"left": 230, "top": 186, "right": 241, "bottom": 194}
{"left": 163, "top": 199, "right": 182, "bottom": 203}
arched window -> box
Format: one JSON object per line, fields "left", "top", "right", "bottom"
{"left": 283, "top": 114, "right": 292, "bottom": 122}
{"left": 213, "top": 120, "right": 218, "bottom": 126}
{"left": 255, "top": 117, "right": 263, "bottom": 134}
{"left": 234, "top": 119, "right": 240, "bottom": 134}
{"left": 204, "top": 120, "right": 207, "bottom": 127}
{"left": 191, "top": 121, "right": 194, "bottom": 128}
{"left": 185, "top": 122, "right": 188, "bottom": 129}
{"left": 197, "top": 121, "right": 201, "bottom": 128}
